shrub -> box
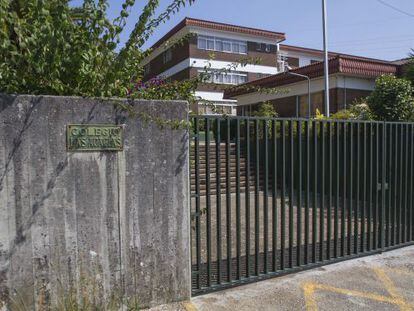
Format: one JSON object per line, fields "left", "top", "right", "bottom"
{"left": 251, "top": 101, "right": 278, "bottom": 118}
{"left": 367, "top": 75, "right": 414, "bottom": 121}
{"left": 330, "top": 100, "right": 374, "bottom": 120}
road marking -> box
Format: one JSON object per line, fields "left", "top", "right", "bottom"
{"left": 372, "top": 267, "right": 412, "bottom": 311}
{"left": 383, "top": 267, "right": 414, "bottom": 278}
{"left": 183, "top": 301, "right": 199, "bottom": 311}
{"left": 302, "top": 282, "right": 318, "bottom": 311}
{"left": 302, "top": 267, "right": 413, "bottom": 311}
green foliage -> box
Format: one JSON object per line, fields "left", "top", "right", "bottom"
{"left": 329, "top": 109, "right": 353, "bottom": 120}
{"left": 330, "top": 101, "right": 373, "bottom": 121}
{"left": 0, "top": 0, "right": 195, "bottom": 98}
{"left": 403, "top": 50, "right": 414, "bottom": 85}
{"left": 251, "top": 101, "right": 278, "bottom": 117}
{"left": 367, "top": 75, "right": 414, "bottom": 121}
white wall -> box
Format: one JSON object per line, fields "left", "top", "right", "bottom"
{"left": 157, "top": 58, "right": 280, "bottom": 79}
{"left": 278, "top": 49, "right": 324, "bottom": 67}
{"left": 195, "top": 91, "right": 237, "bottom": 103}
{"left": 234, "top": 75, "right": 376, "bottom": 106}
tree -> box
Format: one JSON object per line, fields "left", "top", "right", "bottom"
{"left": 366, "top": 75, "right": 414, "bottom": 122}
{"left": 0, "top": 0, "right": 195, "bottom": 98}
{"left": 403, "top": 50, "right": 414, "bottom": 85}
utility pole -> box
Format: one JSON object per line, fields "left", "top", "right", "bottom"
{"left": 322, "top": 0, "right": 330, "bottom": 117}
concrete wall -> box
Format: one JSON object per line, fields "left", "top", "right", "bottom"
{"left": 0, "top": 95, "right": 190, "bottom": 309}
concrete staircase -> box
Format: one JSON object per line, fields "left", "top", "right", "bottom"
{"left": 190, "top": 143, "right": 264, "bottom": 196}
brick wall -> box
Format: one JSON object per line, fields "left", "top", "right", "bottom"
{"left": 144, "top": 34, "right": 278, "bottom": 82}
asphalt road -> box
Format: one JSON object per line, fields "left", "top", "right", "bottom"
{"left": 189, "top": 245, "right": 414, "bottom": 311}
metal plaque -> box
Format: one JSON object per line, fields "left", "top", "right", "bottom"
{"left": 67, "top": 124, "right": 123, "bottom": 151}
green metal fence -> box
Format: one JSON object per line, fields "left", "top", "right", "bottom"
{"left": 190, "top": 116, "right": 414, "bottom": 296}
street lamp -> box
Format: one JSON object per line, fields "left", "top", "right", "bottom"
{"left": 285, "top": 66, "right": 311, "bottom": 118}
{"left": 322, "top": 0, "right": 330, "bottom": 117}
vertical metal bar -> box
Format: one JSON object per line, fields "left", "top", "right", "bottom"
{"left": 236, "top": 119, "right": 241, "bottom": 279}
{"left": 297, "top": 120, "right": 302, "bottom": 267}
{"left": 255, "top": 119, "right": 260, "bottom": 276}
{"left": 341, "top": 122, "right": 346, "bottom": 257}
{"left": 410, "top": 124, "right": 414, "bottom": 242}
{"left": 367, "top": 123, "right": 373, "bottom": 251}
{"left": 348, "top": 122, "right": 353, "bottom": 255}
{"left": 393, "top": 124, "right": 398, "bottom": 246}
{"left": 226, "top": 118, "right": 232, "bottom": 282}
{"left": 313, "top": 121, "right": 318, "bottom": 263}
{"left": 215, "top": 119, "right": 222, "bottom": 284}
{"left": 289, "top": 120, "right": 294, "bottom": 268}
{"left": 205, "top": 118, "right": 212, "bottom": 287}
{"left": 404, "top": 125, "right": 409, "bottom": 244}
{"left": 272, "top": 120, "right": 278, "bottom": 271}
{"left": 281, "top": 121, "right": 286, "bottom": 270}
{"left": 305, "top": 120, "right": 310, "bottom": 265}
{"left": 327, "top": 121, "right": 332, "bottom": 260}
{"left": 320, "top": 121, "right": 325, "bottom": 262}
{"left": 245, "top": 119, "right": 251, "bottom": 277}
{"left": 386, "top": 123, "right": 392, "bottom": 248}
{"left": 361, "top": 123, "right": 367, "bottom": 252}
{"left": 374, "top": 123, "right": 379, "bottom": 249}
{"left": 399, "top": 124, "right": 403, "bottom": 244}
{"left": 334, "top": 121, "right": 340, "bottom": 258}
{"left": 354, "top": 122, "right": 360, "bottom": 254}
{"left": 381, "top": 123, "right": 386, "bottom": 250}
{"left": 264, "top": 120, "right": 269, "bottom": 273}
{"left": 194, "top": 118, "right": 201, "bottom": 289}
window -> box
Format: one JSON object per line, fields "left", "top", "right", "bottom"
{"left": 240, "top": 43, "right": 247, "bottom": 54}
{"left": 199, "top": 70, "right": 248, "bottom": 85}
{"left": 238, "top": 75, "right": 247, "bottom": 84}
{"left": 232, "top": 42, "right": 240, "bottom": 53}
{"left": 197, "top": 35, "right": 247, "bottom": 54}
{"left": 223, "top": 40, "right": 232, "bottom": 52}
{"left": 163, "top": 49, "right": 172, "bottom": 64}
{"left": 265, "top": 44, "right": 271, "bottom": 52}
{"left": 215, "top": 39, "right": 223, "bottom": 51}
{"left": 207, "top": 37, "right": 215, "bottom": 50}
{"left": 214, "top": 73, "right": 223, "bottom": 83}
{"left": 224, "top": 74, "right": 232, "bottom": 84}
{"left": 256, "top": 43, "right": 262, "bottom": 51}
{"left": 286, "top": 57, "right": 300, "bottom": 68}
{"left": 198, "top": 37, "right": 207, "bottom": 49}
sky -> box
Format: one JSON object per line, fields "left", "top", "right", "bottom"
{"left": 72, "top": 0, "right": 414, "bottom": 61}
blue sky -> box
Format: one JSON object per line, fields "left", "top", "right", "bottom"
{"left": 72, "top": 0, "right": 414, "bottom": 61}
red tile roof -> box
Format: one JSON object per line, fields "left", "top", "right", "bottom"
{"left": 280, "top": 44, "right": 395, "bottom": 63}
{"left": 150, "top": 17, "right": 286, "bottom": 50}
{"left": 224, "top": 55, "right": 399, "bottom": 99}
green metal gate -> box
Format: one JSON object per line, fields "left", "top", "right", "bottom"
{"left": 190, "top": 116, "right": 414, "bottom": 296}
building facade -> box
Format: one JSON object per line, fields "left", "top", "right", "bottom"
{"left": 142, "top": 18, "right": 403, "bottom": 116}
{"left": 141, "top": 18, "right": 289, "bottom": 114}
{"left": 224, "top": 55, "right": 401, "bottom": 117}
